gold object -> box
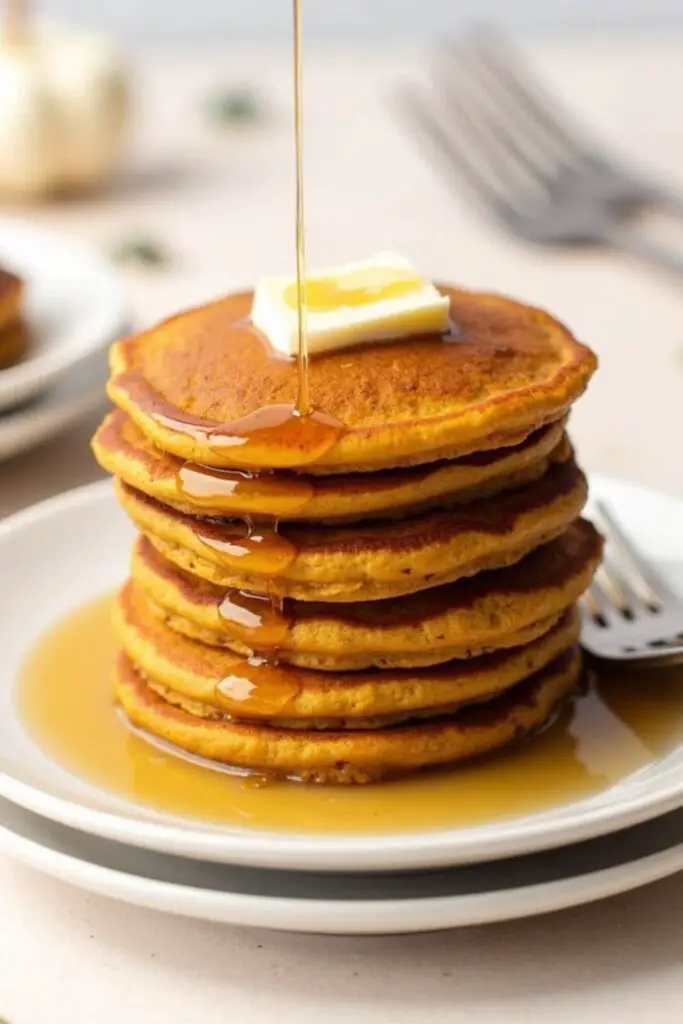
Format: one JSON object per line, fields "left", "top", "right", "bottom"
{"left": 0, "top": 1, "right": 128, "bottom": 197}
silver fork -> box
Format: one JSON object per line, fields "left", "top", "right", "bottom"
{"left": 581, "top": 502, "right": 683, "bottom": 663}
{"left": 396, "top": 38, "right": 683, "bottom": 276}
{"left": 445, "top": 28, "right": 683, "bottom": 217}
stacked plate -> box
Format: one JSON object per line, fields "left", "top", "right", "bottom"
{"left": 0, "top": 218, "right": 129, "bottom": 462}
{"left": 1, "top": 474, "right": 683, "bottom": 934}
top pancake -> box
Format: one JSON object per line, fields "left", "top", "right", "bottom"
{"left": 108, "top": 286, "right": 597, "bottom": 473}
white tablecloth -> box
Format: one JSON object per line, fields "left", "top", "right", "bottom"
{"left": 1, "top": 36, "right": 683, "bottom": 1023}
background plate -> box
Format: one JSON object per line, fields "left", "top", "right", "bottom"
{"left": 0, "top": 218, "right": 128, "bottom": 412}
{"left": 0, "top": 350, "right": 112, "bottom": 462}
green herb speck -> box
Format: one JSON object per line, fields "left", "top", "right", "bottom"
{"left": 205, "top": 88, "right": 261, "bottom": 125}
{"left": 111, "top": 237, "right": 170, "bottom": 268}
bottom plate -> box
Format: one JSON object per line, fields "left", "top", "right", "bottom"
{"left": 3, "top": 476, "right": 683, "bottom": 872}
{"left": 1, "top": 797, "right": 683, "bottom": 934}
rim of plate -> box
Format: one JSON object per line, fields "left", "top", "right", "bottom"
{"left": 2, "top": 798, "right": 683, "bottom": 933}
{"left": 0, "top": 218, "right": 128, "bottom": 408}
{"left": 0, "top": 343, "right": 123, "bottom": 462}
{"left": 2, "top": 475, "right": 683, "bottom": 872}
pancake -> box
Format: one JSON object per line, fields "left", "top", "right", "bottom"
{"left": 115, "top": 457, "right": 588, "bottom": 601}
{"left": 115, "top": 577, "right": 581, "bottom": 725}
{"left": 114, "top": 646, "right": 582, "bottom": 783}
{"left": 107, "top": 287, "right": 597, "bottom": 473}
{"left": 92, "top": 409, "right": 570, "bottom": 523}
{"left": 130, "top": 520, "right": 602, "bottom": 670}
{"left": 0, "top": 319, "right": 30, "bottom": 370}
{"left": 0, "top": 267, "right": 22, "bottom": 335}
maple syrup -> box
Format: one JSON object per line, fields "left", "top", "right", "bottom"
{"left": 284, "top": 267, "right": 422, "bottom": 313}
{"left": 144, "top": 401, "right": 343, "bottom": 471}
{"left": 193, "top": 517, "right": 298, "bottom": 575}
{"left": 215, "top": 656, "right": 302, "bottom": 716}
{"left": 218, "top": 589, "right": 291, "bottom": 648}
{"left": 205, "top": 405, "right": 343, "bottom": 468}
{"left": 292, "top": 0, "right": 309, "bottom": 415}
{"left": 17, "top": 593, "right": 683, "bottom": 834}
{"left": 176, "top": 463, "right": 314, "bottom": 518}
{"left": 123, "top": 0, "right": 344, "bottom": 473}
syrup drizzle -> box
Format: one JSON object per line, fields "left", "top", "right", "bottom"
{"left": 217, "top": 589, "right": 292, "bottom": 649}
{"left": 144, "top": 2, "right": 343, "bottom": 660}
{"left": 293, "top": 0, "right": 309, "bottom": 416}
{"left": 215, "top": 656, "right": 302, "bottom": 716}
{"left": 152, "top": 0, "right": 342, "bottom": 472}
{"left": 181, "top": 0, "right": 326, "bottom": 650}
{"left": 115, "top": 2, "right": 345, "bottom": 484}
{"left": 283, "top": 267, "right": 423, "bottom": 313}
{"left": 206, "top": 405, "right": 342, "bottom": 469}
{"left": 176, "top": 463, "right": 314, "bottom": 517}
{"left": 193, "top": 517, "right": 298, "bottom": 575}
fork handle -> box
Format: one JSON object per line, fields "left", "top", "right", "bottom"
{"left": 601, "top": 223, "right": 683, "bottom": 277}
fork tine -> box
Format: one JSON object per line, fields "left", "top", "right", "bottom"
{"left": 585, "top": 577, "right": 617, "bottom": 624}
{"left": 602, "top": 557, "right": 659, "bottom": 619}
{"left": 395, "top": 86, "right": 518, "bottom": 218}
{"left": 597, "top": 561, "right": 634, "bottom": 617}
{"left": 445, "top": 46, "right": 576, "bottom": 180}
{"left": 418, "top": 74, "right": 545, "bottom": 208}
{"left": 461, "top": 26, "right": 588, "bottom": 161}
{"left": 581, "top": 586, "right": 604, "bottom": 624}
{"left": 595, "top": 500, "right": 668, "bottom": 608}
{"left": 435, "top": 51, "right": 558, "bottom": 192}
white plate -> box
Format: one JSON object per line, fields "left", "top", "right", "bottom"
{"left": 1, "top": 476, "right": 683, "bottom": 873}
{"left": 1, "top": 795, "right": 683, "bottom": 933}
{"left": 0, "top": 349, "right": 110, "bottom": 461}
{"left": 0, "top": 217, "right": 128, "bottom": 412}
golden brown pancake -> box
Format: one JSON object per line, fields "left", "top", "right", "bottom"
{"left": 0, "top": 319, "right": 30, "bottom": 370}
{"left": 114, "top": 646, "right": 582, "bottom": 783}
{"left": 130, "top": 520, "right": 602, "bottom": 670}
{"left": 0, "top": 267, "right": 22, "bottom": 335}
{"left": 115, "top": 577, "right": 581, "bottom": 725}
{"left": 115, "top": 457, "right": 588, "bottom": 601}
{"left": 108, "top": 287, "right": 597, "bottom": 473}
{"left": 92, "top": 409, "right": 570, "bottom": 522}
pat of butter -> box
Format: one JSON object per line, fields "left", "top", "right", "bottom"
{"left": 251, "top": 252, "right": 451, "bottom": 357}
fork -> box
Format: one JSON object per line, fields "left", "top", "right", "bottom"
{"left": 581, "top": 501, "right": 683, "bottom": 663}
{"left": 444, "top": 28, "right": 683, "bottom": 217}
{"left": 396, "top": 38, "right": 683, "bottom": 276}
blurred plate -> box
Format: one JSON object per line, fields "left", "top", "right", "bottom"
{"left": 0, "top": 349, "right": 110, "bottom": 462}
{"left": 0, "top": 217, "right": 128, "bottom": 413}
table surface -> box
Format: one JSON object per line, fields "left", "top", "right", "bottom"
{"left": 2, "top": 36, "right": 683, "bottom": 1024}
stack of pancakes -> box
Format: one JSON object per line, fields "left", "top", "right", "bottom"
{"left": 0, "top": 267, "right": 27, "bottom": 370}
{"left": 93, "top": 286, "right": 602, "bottom": 783}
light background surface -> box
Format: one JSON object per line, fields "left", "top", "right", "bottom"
{"left": 40, "top": 0, "right": 683, "bottom": 41}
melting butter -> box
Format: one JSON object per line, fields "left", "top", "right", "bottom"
{"left": 251, "top": 252, "right": 450, "bottom": 357}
